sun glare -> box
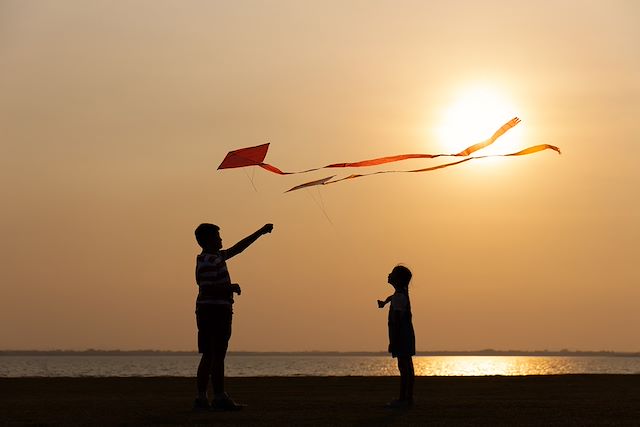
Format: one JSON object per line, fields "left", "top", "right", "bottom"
{"left": 435, "top": 87, "right": 524, "bottom": 156}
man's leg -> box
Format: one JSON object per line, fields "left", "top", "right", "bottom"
{"left": 211, "top": 342, "right": 228, "bottom": 396}
{"left": 195, "top": 307, "right": 214, "bottom": 408}
{"left": 211, "top": 308, "right": 243, "bottom": 410}
{"left": 197, "top": 352, "right": 213, "bottom": 397}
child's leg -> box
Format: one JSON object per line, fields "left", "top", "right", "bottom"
{"left": 397, "top": 357, "right": 407, "bottom": 400}
{"left": 405, "top": 356, "right": 414, "bottom": 401}
{"left": 397, "top": 356, "right": 415, "bottom": 401}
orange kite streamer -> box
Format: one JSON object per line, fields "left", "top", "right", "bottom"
{"left": 218, "top": 117, "right": 522, "bottom": 174}
{"left": 217, "top": 117, "right": 561, "bottom": 192}
{"left": 285, "top": 144, "right": 561, "bottom": 192}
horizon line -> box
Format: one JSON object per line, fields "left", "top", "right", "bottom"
{"left": 2, "top": 349, "right": 640, "bottom": 356}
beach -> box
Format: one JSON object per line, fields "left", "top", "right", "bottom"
{"left": 1, "top": 375, "right": 639, "bottom": 426}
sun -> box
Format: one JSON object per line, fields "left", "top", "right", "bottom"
{"left": 435, "top": 86, "right": 525, "bottom": 156}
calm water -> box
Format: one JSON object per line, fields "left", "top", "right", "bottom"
{"left": 2, "top": 355, "right": 640, "bottom": 377}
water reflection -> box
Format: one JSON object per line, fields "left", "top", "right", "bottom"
{"left": 414, "top": 356, "right": 549, "bottom": 376}
{"left": 412, "top": 356, "right": 633, "bottom": 376}
{"left": 2, "top": 355, "right": 640, "bottom": 377}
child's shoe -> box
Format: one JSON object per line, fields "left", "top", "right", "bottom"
{"left": 385, "top": 398, "right": 412, "bottom": 409}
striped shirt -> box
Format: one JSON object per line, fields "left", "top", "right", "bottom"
{"left": 195, "top": 250, "right": 233, "bottom": 305}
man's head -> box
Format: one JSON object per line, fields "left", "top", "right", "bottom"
{"left": 195, "top": 223, "right": 222, "bottom": 252}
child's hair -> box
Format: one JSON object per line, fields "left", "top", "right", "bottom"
{"left": 393, "top": 265, "right": 412, "bottom": 288}
{"left": 195, "top": 223, "right": 220, "bottom": 249}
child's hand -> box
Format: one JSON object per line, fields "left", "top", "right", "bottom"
{"left": 377, "top": 300, "right": 386, "bottom": 308}
{"left": 261, "top": 224, "right": 274, "bottom": 234}
{"left": 232, "top": 283, "right": 242, "bottom": 295}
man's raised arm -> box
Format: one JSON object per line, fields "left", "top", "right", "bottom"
{"left": 225, "top": 224, "right": 273, "bottom": 259}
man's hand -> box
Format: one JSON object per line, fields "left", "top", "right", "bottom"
{"left": 231, "top": 283, "right": 242, "bottom": 296}
{"left": 261, "top": 224, "right": 274, "bottom": 234}
{"left": 377, "top": 300, "right": 387, "bottom": 308}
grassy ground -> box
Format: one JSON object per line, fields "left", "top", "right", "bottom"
{"left": 1, "top": 375, "right": 639, "bottom": 426}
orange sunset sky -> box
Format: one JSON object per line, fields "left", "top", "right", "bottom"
{"left": 1, "top": 1, "right": 639, "bottom": 352}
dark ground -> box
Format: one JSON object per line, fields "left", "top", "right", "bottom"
{"left": 1, "top": 375, "right": 639, "bottom": 426}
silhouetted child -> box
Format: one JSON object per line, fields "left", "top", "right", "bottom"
{"left": 378, "top": 265, "right": 415, "bottom": 408}
{"left": 193, "top": 222, "right": 273, "bottom": 411}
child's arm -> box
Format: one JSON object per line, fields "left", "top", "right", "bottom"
{"left": 377, "top": 295, "right": 392, "bottom": 308}
{"left": 225, "top": 224, "right": 273, "bottom": 259}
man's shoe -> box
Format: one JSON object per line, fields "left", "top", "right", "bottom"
{"left": 193, "top": 397, "right": 210, "bottom": 411}
{"left": 211, "top": 393, "right": 245, "bottom": 411}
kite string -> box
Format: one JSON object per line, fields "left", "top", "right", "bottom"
{"left": 315, "top": 187, "right": 334, "bottom": 227}
{"left": 305, "top": 188, "right": 334, "bottom": 226}
{"left": 243, "top": 167, "right": 258, "bottom": 192}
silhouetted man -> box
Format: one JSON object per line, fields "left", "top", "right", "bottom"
{"left": 193, "top": 222, "right": 273, "bottom": 410}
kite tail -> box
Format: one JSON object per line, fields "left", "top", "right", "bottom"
{"left": 285, "top": 144, "right": 560, "bottom": 192}
{"left": 222, "top": 117, "right": 522, "bottom": 175}
{"left": 455, "top": 117, "right": 521, "bottom": 156}
{"left": 259, "top": 163, "right": 289, "bottom": 175}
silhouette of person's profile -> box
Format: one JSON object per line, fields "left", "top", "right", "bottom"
{"left": 378, "top": 265, "right": 415, "bottom": 408}
{"left": 192, "top": 222, "right": 273, "bottom": 411}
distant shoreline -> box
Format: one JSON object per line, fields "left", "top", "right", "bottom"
{"left": 2, "top": 350, "right": 640, "bottom": 357}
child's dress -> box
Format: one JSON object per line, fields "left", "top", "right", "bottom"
{"left": 388, "top": 291, "right": 416, "bottom": 357}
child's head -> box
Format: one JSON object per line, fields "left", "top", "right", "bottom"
{"left": 195, "top": 223, "right": 222, "bottom": 252}
{"left": 388, "top": 265, "right": 412, "bottom": 290}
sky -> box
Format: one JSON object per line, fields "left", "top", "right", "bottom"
{"left": 1, "top": 0, "right": 639, "bottom": 352}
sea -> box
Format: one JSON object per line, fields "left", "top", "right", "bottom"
{"left": 2, "top": 354, "right": 640, "bottom": 377}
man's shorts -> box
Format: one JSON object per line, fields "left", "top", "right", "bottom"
{"left": 195, "top": 304, "right": 233, "bottom": 354}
